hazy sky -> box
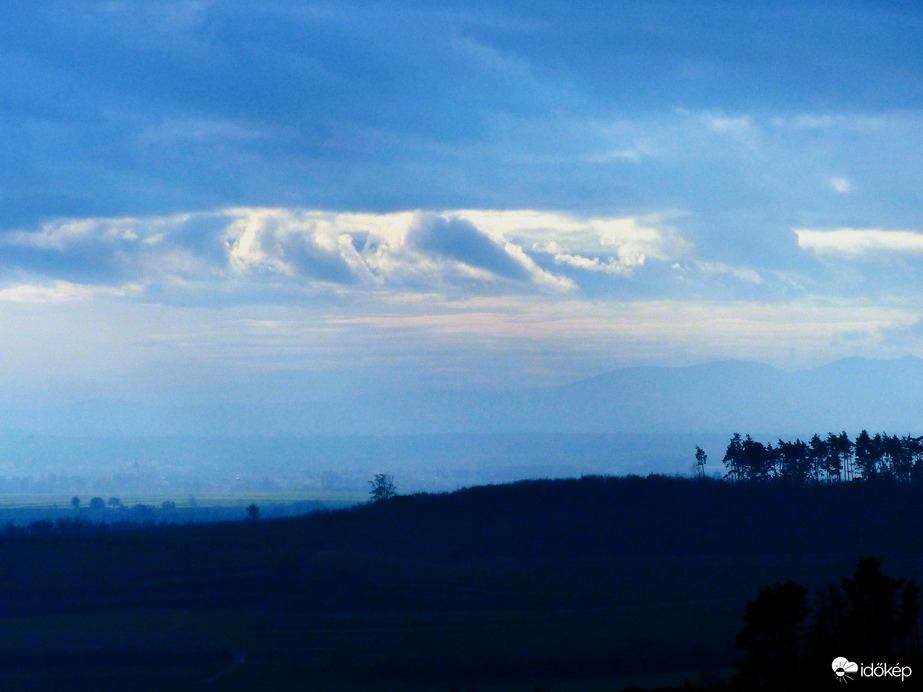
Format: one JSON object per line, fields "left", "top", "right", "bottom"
{"left": 2, "top": 1, "right": 923, "bottom": 409}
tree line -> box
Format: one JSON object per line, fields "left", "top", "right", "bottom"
{"left": 703, "top": 430, "right": 923, "bottom": 483}
{"left": 735, "top": 557, "right": 920, "bottom": 689}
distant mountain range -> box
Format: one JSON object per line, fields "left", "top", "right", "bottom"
{"left": 5, "top": 356, "right": 923, "bottom": 438}
{"left": 547, "top": 356, "right": 923, "bottom": 436}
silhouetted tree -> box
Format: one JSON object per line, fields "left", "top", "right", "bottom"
{"left": 70, "top": 496, "right": 80, "bottom": 511}
{"left": 721, "top": 428, "right": 923, "bottom": 485}
{"left": 825, "top": 431, "right": 852, "bottom": 482}
{"left": 368, "top": 474, "right": 397, "bottom": 502}
{"left": 808, "top": 581, "right": 849, "bottom": 659}
{"left": 742, "top": 435, "right": 771, "bottom": 482}
{"left": 840, "top": 557, "right": 919, "bottom": 659}
{"left": 807, "top": 434, "right": 828, "bottom": 483}
{"left": 740, "top": 558, "right": 921, "bottom": 688}
{"left": 895, "top": 434, "right": 922, "bottom": 483}
{"left": 776, "top": 438, "right": 810, "bottom": 482}
{"left": 854, "top": 429, "right": 878, "bottom": 480}
{"left": 871, "top": 432, "right": 885, "bottom": 478}
{"left": 28, "top": 519, "right": 54, "bottom": 536}
{"left": 88, "top": 497, "right": 105, "bottom": 511}
{"left": 694, "top": 445, "right": 708, "bottom": 479}
{"left": 899, "top": 579, "right": 922, "bottom": 655}
{"left": 246, "top": 503, "right": 260, "bottom": 522}
{"left": 736, "top": 581, "right": 810, "bottom": 688}
{"left": 881, "top": 433, "right": 903, "bottom": 481}
{"left": 910, "top": 437, "right": 923, "bottom": 483}
{"left": 132, "top": 504, "right": 154, "bottom": 520}
{"left": 723, "top": 433, "right": 745, "bottom": 482}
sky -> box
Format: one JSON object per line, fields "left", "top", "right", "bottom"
{"left": 2, "top": 0, "right": 923, "bottom": 414}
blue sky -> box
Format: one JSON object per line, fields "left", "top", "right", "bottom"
{"left": 1, "top": 0, "right": 923, "bottom": 411}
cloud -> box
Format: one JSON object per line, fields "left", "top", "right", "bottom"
{"left": 408, "top": 215, "right": 532, "bottom": 281}
{"left": 226, "top": 209, "right": 357, "bottom": 284}
{"left": 796, "top": 228, "right": 923, "bottom": 256}
{"left": 23, "top": 205, "right": 923, "bottom": 316}
{"left": 0, "top": 280, "right": 139, "bottom": 303}
{"left": 3, "top": 3, "right": 923, "bottom": 409}
{"left": 0, "top": 208, "right": 600, "bottom": 299}
{"left": 458, "top": 210, "right": 691, "bottom": 278}
{"left": 543, "top": 244, "right": 636, "bottom": 275}
{"left": 829, "top": 177, "right": 852, "bottom": 193}
{"left": 771, "top": 114, "right": 886, "bottom": 132}
{"left": 698, "top": 111, "right": 760, "bottom": 145}
{"left": 0, "top": 207, "right": 711, "bottom": 304}
{"left": 223, "top": 209, "right": 573, "bottom": 291}
{"left": 0, "top": 212, "right": 233, "bottom": 285}
{"left": 1, "top": 2, "right": 922, "bottom": 240}
{"left": 694, "top": 262, "right": 763, "bottom": 284}
{"left": 531, "top": 240, "right": 647, "bottom": 277}
{"left": 327, "top": 294, "right": 914, "bottom": 373}
{"left": 20, "top": 206, "right": 923, "bottom": 315}
{"left": 878, "top": 316, "right": 923, "bottom": 346}
{"left": 351, "top": 211, "right": 575, "bottom": 292}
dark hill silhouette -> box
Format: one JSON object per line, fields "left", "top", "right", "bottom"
{"left": 1, "top": 475, "right": 922, "bottom": 690}
{"left": 304, "top": 474, "right": 923, "bottom": 560}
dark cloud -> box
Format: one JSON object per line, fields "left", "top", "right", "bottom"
{"left": 0, "top": 244, "right": 128, "bottom": 285}
{"left": 0, "top": 0, "right": 920, "bottom": 288}
{"left": 261, "top": 228, "right": 356, "bottom": 286}
{"left": 165, "top": 214, "right": 235, "bottom": 266}
{"left": 0, "top": 223, "right": 141, "bottom": 284}
{"left": 410, "top": 215, "right": 530, "bottom": 280}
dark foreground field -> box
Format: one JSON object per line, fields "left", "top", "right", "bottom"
{"left": 0, "top": 475, "right": 921, "bottom": 690}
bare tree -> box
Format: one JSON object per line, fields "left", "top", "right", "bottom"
{"left": 368, "top": 474, "right": 397, "bottom": 502}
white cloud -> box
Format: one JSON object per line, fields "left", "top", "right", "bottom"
{"left": 0, "top": 281, "right": 140, "bottom": 303}
{"left": 678, "top": 109, "right": 762, "bottom": 148}
{"left": 796, "top": 228, "right": 923, "bottom": 256}
{"left": 458, "top": 209, "right": 691, "bottom": 278}
{"left": 1, "top": 208, "right": 688, "bottom": 298}
{"left": 694, "top": 262, "right": 763, "bottom": 284}
{"left": 770, "top": 113, "right": 887, "bottom": 133}
{"left": 772, "top": 114, "right": 837, "bottom": 130}
{"left": 702, "top": 113, "right": 757, "bottom": 139}
{"left": 225, "top": 208, "right": 357, "bottom": 283}
{"left": 3, "top": 217, "right": 147, "bottom": 251}
{"left": 829, "top": 177, "right": 852, "bottom": 193}
{"left": 530, "top": 240, "right": 642, "bottom": 277}
{"left": 326, "top": 294, "right": 913, "bottom": 372}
